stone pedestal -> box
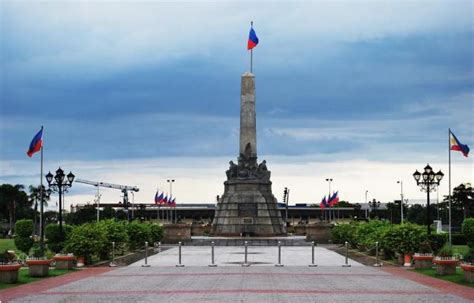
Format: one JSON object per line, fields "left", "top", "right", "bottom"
{"left": 212, "top": 179, "right": 285, "bottom": 236}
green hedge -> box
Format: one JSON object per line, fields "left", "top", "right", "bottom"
{"left": 61, "top": 220, "right": 165, "bottom": 262}
{"left": 331, "top": 220, "right": 446, "bottom": 259}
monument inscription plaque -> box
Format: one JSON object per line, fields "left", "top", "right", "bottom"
{"left": 238, "top": 203, "right": 258, "bottom": 217}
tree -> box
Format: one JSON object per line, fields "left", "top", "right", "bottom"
{"left": 28, "top": 185, "right": 50, "bottom": 234}
{"left": 0, "top": 184, "right": 32, "bottom": 230}
{"left": 441, "top": 183, "right": 473, "bottom": 227}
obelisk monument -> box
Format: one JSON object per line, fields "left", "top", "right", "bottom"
{"left": 211, "top": 72, "right": 286, "bottom": 236}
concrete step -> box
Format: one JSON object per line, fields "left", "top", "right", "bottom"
{"left": 190, "top": 236, "right": 311, "bottom": 246}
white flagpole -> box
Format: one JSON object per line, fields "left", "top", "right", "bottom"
{"left": 40, "top": 126, "right": 44, "bottom": 244}
{"left": 250, "top": 21, "right": 253, "bottom": 73}
{"left": 448, "top": 128, "right": 452, "bottom": 246}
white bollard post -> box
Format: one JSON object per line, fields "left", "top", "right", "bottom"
{"left": 373, "top": 241, "right": 382, "bottom": 267}
{"left": 209, "top": 241, "right": 217, "bottom": 267}
{"left": 142, "top": 241, "right": 151, "bottom": 267}
{"left": 275, "top": 241, "right": 284, "bottom": 267}
{"left": 308, "top": 241, "right": 318, "bottom": 267}
{"left": 242, "top": 241, "right": 250, "bottom": 267}
{"left": 342, "top": 241, "right": 351, "bottom": 267}
{"left": 176, "top": 241, "right": 185, "bottom": 267}
{"left": 109, "top": 241, "right": 117, "bottom": 267}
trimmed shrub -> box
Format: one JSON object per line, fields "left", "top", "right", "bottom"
{"left": 331, "top": 222, "right": 359, "bottom": 247}
{"left": 148, "top": 223, "right": 164, "bottom": 244}
{"left": 14, "top": 219, "right": 34, "bottom": 254}
{"left": 462, "top": 218, "right": 474, "bottom": 248}
{"left": 382, "top": 223, "right": 426, "bottom": 255}
{"left": 437, "top": 244, "right": 454, "bottom": 257}
{"left": 126, "top": 221, "right": 151, "bottom": 250}
{"left": 355, "top": 220, "right": 391, "bottom": 254}
{"left": 427, "top": 233, "right": 447, "bottom": 254}
{"left": 64, "top": 223, "right": 108, "bottom": 264}
{"left": 96, "top": 220, "right": 129, "bottom": 258}
{"left": 45, "top": 224, "right": 73, "bottom": 253}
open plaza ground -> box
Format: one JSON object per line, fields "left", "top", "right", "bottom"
{"left": 2, "top": 246, "right": 472, "bottom": 303}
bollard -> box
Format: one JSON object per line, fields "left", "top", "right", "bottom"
{"left": 308, "top": 241, "right": 318, "bottom": 267}
{"left": 275, "top": 241, "right": 284, "bottom": 267}
{"left": 342, "top": 241, "right": 351, "bottom": 267}
{"left": 158, "top": 241, "right": 161, "bottom": 253}
{"left": 109, "top": 241, "right": 117, "bottom": 267}
{"left": 142, "top": 241, "right": 151, "bottom": 267}
{"left": 242, "top": 241, "right": 250, "bottom": 267}
{"left": 176, "top": 241, "right": 185, "bottom": 267}
{"left": 209, "top": 241, "right": 217, "bottom": 267}
{"left": 373, "top": 241, "right": 382, "bottom": 267}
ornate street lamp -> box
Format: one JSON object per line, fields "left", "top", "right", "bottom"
{"left": 32, "top": 185, "right": 51, "bottom": 246}
{"left": 46, "top": 167, "right": 75, "bottom": 236}
{"left": 413, "top": 164, "right": 443, "bottom": 235}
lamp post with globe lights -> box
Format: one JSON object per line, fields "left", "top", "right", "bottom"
{"left": 46, "top": 167, "right": 75, "bottom": 236}
{"left": 413, "top": 164, "right": 443, "bottom": 235}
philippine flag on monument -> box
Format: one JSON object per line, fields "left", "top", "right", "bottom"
{"left": 27, "top": 127, "right": 43, "bottom": 157}
{"left": 247, "top": 24, "right": 259, "bottom": 50}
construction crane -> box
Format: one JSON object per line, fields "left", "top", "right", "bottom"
{"left": 75, "top": 178, "right": 139, "bottom": 221}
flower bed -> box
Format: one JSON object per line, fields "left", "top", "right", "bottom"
{"left": 26, "top": 259, "right": 51, "bottom": 277}
{"left": 460, "top": 263, "right": 474, "bottom": 283}
{"left": 0, "top": 263, "right": 22, "bottom": 283}
{"left": 53, "top": 254, "right": 76, "bottom": 270}
{"left": 433, "top": 257, "right": 458, "bottom": 275}
{"left": 413, "top": 253, "right": 433, "bottom": 269}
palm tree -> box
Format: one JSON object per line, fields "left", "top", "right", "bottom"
{"left": 29, "top": 185, "right": 50, "bottom": 235}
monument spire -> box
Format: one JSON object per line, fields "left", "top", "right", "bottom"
{"left": 239, "top": 72, "right": 257, "bottom": 159}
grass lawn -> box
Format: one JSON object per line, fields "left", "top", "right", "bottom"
{"left": 413, "top": 267, "right": 473, "bottom": 288}
{"left": 0, "top": 239, "right": 17, "bottom": 252}
{"left": 0, "top": 268, "right": 76, "bottom": 290}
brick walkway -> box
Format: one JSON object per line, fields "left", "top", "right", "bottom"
{"left": 0, "top": 267, "right": 113, "bottom": 302}
{"left": 2, "top": 247, "right": 473, "bottom": 302}
{"left": 382, "top": 267, "right": 474, "bottom": 301}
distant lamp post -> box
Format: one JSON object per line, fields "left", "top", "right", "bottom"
{"left": 397, "top": 180, "right": 404, "bottom": 224}
{"left": 46, "top": 167, "right": 75, "bottom": 236}
{"left": 369, "top": 199, "right": 381, "bottom": 218}
{"left": 283, "top": 187, "right": 289, "bottom": 229}
{"left": 413, "top": 164, "right": 443, "bottom": 235}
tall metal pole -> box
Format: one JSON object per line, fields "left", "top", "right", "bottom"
{"left": 58, "top": 186, "right": 63, "bottom": 235}
{"left": 250, "top": 21, "right": 253, "bottom": 73}
{"left": 398, "top": 181, "right": 404, "bottom": 223}
{"left": 448, "top": 128, "right": 452, "bottom": 246}
{"left": 130, "top": 191, "right": 134, "bottom": 220}
{"left": 365, "top": 190, "right": 368, "bottom": 219}
{"left": 427, "top": 182, "right": 431, "bottom": 236}
{"left": 96, "top": 186, "right": 101, "bottom": 222}
{"left": 39, "top": 126, "right": 44, "bottom": 245}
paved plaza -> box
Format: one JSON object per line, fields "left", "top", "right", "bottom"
{"left": 4, "top": 246, "right": 472, "bottom": 303}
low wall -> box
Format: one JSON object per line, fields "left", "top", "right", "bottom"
{"left": 113, "top": 247, "right": 156, "bottom": 266}
{"left": 163, "top": 224, "right": 192, "bottom": 244}
{"left": 305, "top": 223, "right": 333, "bottom": 243}
{"left": 191, "top": 224, "right": 211, "bottom": 236}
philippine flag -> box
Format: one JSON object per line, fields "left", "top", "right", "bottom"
{"left": 320, "top": 196, "right": 328, "bottom": 209}
{"left": 154, "top": 191, "right": 160, "bottom": 205}
{"left": 247, "top": 25, "right": 259, "bottom": 50}
{"left": 170, "top": 198, "right": 176, "bottom": 207}
{"left": 450, "top": 131, "right": 470, "bottom": 157}
{"left": 328, "top": 191, "right": 340, "bottom": 207}
{"left": 156, "top": 192, "right": 163, "bottom": 205}
{"left": 27, "top": 127, "right": 43, "bottom": 157}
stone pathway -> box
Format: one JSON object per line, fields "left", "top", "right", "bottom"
{"left": 2, "top": 246, "right": 472, "bottom": 303}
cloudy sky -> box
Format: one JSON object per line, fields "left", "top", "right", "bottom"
{"left": 1, "top": 1, "right": 473, "bottom": 210}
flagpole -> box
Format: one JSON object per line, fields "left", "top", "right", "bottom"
{"left": 448, "top": 128, "right": 452, "bottom": 246}
{"left": 40, "top": 126, "right": 44, "bottom": 246}
{"left": 250, "top": 21, "right": 253, "bottom": 73}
